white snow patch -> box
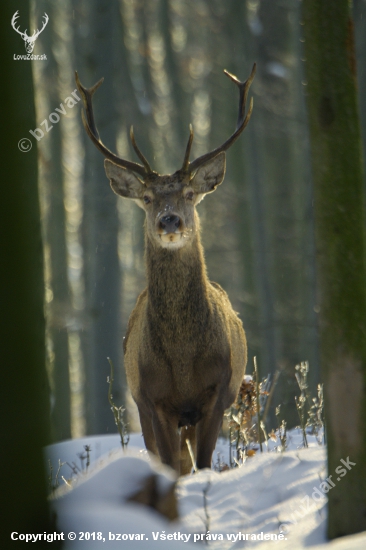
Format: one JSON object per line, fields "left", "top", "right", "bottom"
{"left": 45, "top": 430, "right": 366, "bottom": 549}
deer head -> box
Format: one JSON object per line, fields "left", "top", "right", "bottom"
{"left": 75, "top": 64, "right": 255, "bottom": 251}
{"left": 11, "top": 11, "right": 49, "bottom": 54}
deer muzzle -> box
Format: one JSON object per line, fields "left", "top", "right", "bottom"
{"left": 159, "top": 214, "right": 181, "bottom": 234}
{"left": 157, "top": 213, "right": 186, "bottom": 246}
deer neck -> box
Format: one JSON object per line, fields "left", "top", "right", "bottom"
{"left": 145, "top": 228, "right": 210, "bottom": 322}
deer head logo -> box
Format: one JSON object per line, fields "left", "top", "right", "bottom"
{"left": 11, "top": 11, "right": 49, "bottom": 54}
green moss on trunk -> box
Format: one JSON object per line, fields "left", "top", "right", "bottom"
{"left": 303, "top": 0, "right": 366, "bottom": 538}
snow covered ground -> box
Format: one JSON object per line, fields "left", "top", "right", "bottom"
{"left": 45, "top": 431, "right": 366, "bottom": 549}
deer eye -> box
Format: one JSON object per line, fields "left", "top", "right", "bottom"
{"left": 143, "top": 195, "right": 152, "bottom": 205}
{"left": 185, "top": 190, "right": 194, "bottom": 201}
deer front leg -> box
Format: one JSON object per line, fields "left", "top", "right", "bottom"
{"left": 138, "top": 408, "right": 158, "bottom": 456}
{"left": 152, "top": 406, "right": 181, "bottom": 473}
{"left": 196, "top": 403, "right": 224, "bottom": 470}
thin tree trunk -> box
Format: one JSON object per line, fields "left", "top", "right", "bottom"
{"left": 303, "top": 0, "right": 366, "bottom": 538}
{"left": 33, "top": 0, "right": 72, "bottom": 442}
{"left": 75, "top": 0, "right": 123, "bottom": 434}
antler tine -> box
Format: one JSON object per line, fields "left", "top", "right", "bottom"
{"left": 188, "top": 63, "right": 256, "bottom": 174}
{"left": 74, "top": 71, "right": 149, "bottom": 178}
{"left": 181, "top": 124, "right": 194, "bottom": 172}
{"left": 130, "top": 127, "right": 152, "bottom": 173}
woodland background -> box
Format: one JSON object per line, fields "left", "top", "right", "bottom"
{"left": 26, "top": 0, "right": 366, "bottom": 441}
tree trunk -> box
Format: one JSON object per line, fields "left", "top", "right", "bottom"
{"left": 354, "top": 0, "right": 366, "bottom": 194}
{"left": 75, "top": 0, "right": 124, "bottom": 434}
{"left": 33, "top": 0, "right": 72, "bottom": 442}
{"left": 0, "top": 0, "right": 53, "bottom": 537}
{"left": 303, "top": 0, "right": 366, "bottom": 538}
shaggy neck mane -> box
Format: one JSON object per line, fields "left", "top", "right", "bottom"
{"left": 145, "top": 230, "right": 211, "bottom": 327}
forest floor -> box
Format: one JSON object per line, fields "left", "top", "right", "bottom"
{"left": 46, "top": 430, "right": 366, "bottom": 549}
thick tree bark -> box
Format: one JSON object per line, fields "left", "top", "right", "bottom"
{"left": 0, "top": 0, "right": 53, "bottom": 538}
{"left": 303, "top": 0, "right": 366, "bottom": 538}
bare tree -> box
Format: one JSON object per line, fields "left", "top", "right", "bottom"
{"left": 303, "top": 0, "right": 366, "bottom": 538}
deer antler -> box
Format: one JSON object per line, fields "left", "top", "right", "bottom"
{"left": 31, "top": 13, "right": 49, "bottom": 41}
{"left": 75, "top": 72, "right": 153, "bottom": 178}
{"left": 183, "top": 63, "right": 256, "bottom": 174}
{"left": 11, "top": 11, "right": 27, "bottom": 40}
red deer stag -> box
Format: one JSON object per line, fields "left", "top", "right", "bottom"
{"left": 75, "top": 64, "right": 255, "bottom": 475}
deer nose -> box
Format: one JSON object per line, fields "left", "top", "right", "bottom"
{"left": 159, "top": 214, "right": 181, "bottom": 233}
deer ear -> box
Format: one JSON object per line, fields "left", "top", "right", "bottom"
{"left": 104, "top": 159, "right": 145, "bottom": 199}
{"left": 190, "top": 152, "right": 226, "bottom": 195}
